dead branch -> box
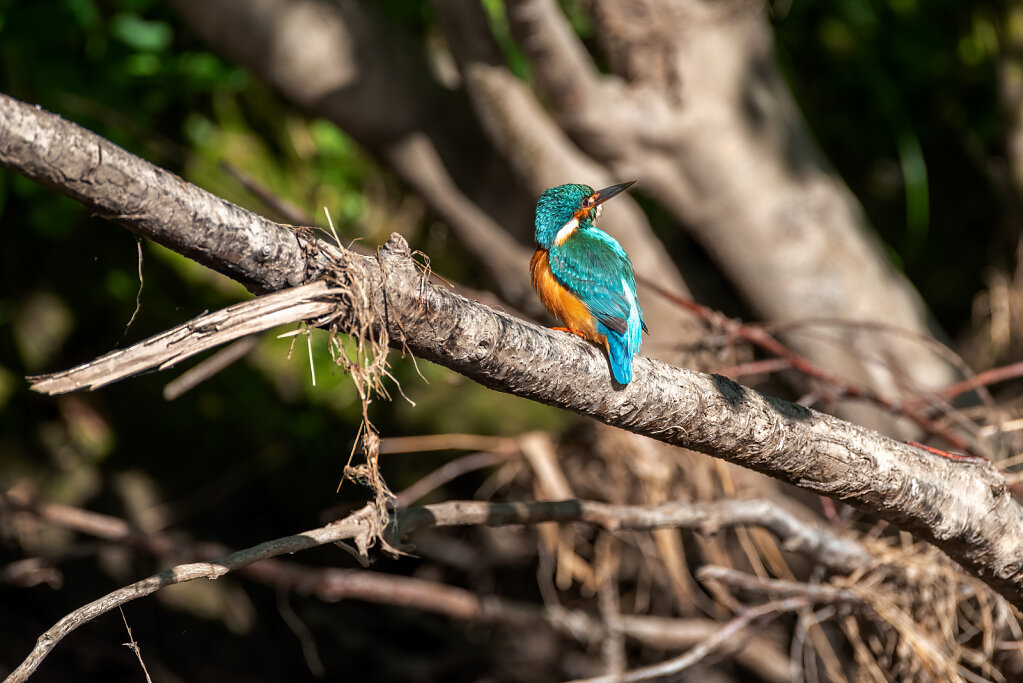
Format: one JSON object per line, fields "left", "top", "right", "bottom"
{"left": 396, "top": 499, "right": 869, "bottom": 573}
{"left": 697, "top": 565, "right": 861, "bottom": 605}
{"left": 3, "top": 504, "right": 380, "bottom": 683}
{"left": 393, "top": 451, "right": 513, "bottom": 508}
{"left": 162, "top": 334, "right": 261, "bottom": 400}
{"left": 28, "top": 282, "right": 337, "bottom": 393}
{"left": 7, "top": 495, "right": 858, "bottom": 683}
{"left": 568, "top": 597, "right": 810, "bottom": 683}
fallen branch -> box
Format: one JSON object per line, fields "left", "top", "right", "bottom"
{"left": 3, "top": 504, "right": 380, "bottom": 683}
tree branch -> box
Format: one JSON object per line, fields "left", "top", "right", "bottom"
{"left": 0, "top": 95, "right": 309, "bottom": 294}
{"left": 3, "top": 504, "right": 380, "bottom": 683}
{"left": 3, "top": 94, "right": 1023, "bottom": 610}
{"left": 568, "top": 597, "right": 810, "bottom": 683}
{"left": 26, "top": 282, "right": 336, "bottom": 393}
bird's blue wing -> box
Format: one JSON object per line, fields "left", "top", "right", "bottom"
{"left": 549, "top": 229, "right": 646, "bottom": 384}
{"left": 548, "top": 230, "right": 635, "bottom": 334}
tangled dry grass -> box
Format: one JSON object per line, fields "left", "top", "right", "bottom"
{"left": 449, "top": 424, "right": 1023, "bottom": 682}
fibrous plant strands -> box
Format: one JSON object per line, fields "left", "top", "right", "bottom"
{"left": 699, "top": 539, "right": 1022, "bottom": 682}
{"left": 319, "top": 245, "right": 423, "bottom": 523}
{"left": 845, "top": 540, "right": 1020, "bottom": 683}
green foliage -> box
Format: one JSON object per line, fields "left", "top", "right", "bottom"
{"left": 773, "top": 0, "right": 1003, "bottom": 327}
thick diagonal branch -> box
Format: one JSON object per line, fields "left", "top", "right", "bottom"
{"left": 3, "top": 94, "right": 1023, "bottom": 608}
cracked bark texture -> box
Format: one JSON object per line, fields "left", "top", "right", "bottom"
{"left": 0, "top": 96, "right": 308, "bottom": 294}
{"left": 3, "top": 93, "right": 1023, "bottom": 607}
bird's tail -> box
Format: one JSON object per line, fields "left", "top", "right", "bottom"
{"left": 602, "top": 312, "right": 643, "bottom": 385}
{"left": 605, "top": 330, "right": 635, "bottom": 384}
{"left": 600, "top": 275, "right": 645, "bottom": 385}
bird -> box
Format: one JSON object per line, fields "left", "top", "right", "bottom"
{"left": 530, "top": 181, "right": 647, "bottom": 385}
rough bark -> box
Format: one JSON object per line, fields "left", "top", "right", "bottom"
{"left": 0, "top": 96, "right": 308, "bottom": 294}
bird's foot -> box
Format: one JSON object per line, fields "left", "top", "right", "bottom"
{"left": 552, "top": 326, "right": 587, "bottom": 340}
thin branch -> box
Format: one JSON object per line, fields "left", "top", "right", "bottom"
{"left": 3, "top": 504, "right": 380, "bottom": 683}
{"left": 928, "top": 361, "right": 1023, "bottom": 406}
{"left": 219, "top": 160, "right": 314, "bottom": 226}
{"left": 639, "top": 275, "right": 986, "bottom": 457}
{"left": 378, "top": 433, "right": 516, "bottom": 454}
{"left": 568, "top": 597, "right": 809, "bottom": 683}
{"left": 118, "top": 608, "right": 153, "bottom": 683}
{"left": 697, "top": 565, "right": 861, "bottom": 605}
{"left": 162, "top": 334, "right": 261, "bottom": 400}
{"left": 28, "top": 282, "right": 337, "bottom": 394}
{"left": 397, "top": 499, "right": 870, "bottom": 573}
{"left": 1, "top": 491, "right": 871, "bottom": 575}
{"left": 393, "top": 451, "right": 512, "bottom": 508}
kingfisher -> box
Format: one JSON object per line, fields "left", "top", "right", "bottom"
{"left": 530, "top": 181, "right": 647, "bottom": 385}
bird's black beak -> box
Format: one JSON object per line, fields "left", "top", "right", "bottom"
{"left": 591, "top": 180, "right": 636, "bottom": 207}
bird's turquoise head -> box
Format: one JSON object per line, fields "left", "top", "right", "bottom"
{"left": 534, "top": 181, "right": 636, "bottom": 249}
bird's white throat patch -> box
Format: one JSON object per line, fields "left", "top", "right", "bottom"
{"left": 554, "top": 217, "right": 579, "bottom": 246}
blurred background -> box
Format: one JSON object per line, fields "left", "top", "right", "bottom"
{"left": 2, "top": 0, "right": 1022, "bottom": 681}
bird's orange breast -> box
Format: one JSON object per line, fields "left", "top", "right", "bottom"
{"left": 530, "top": 249, "right": 606, "bottom": 349}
